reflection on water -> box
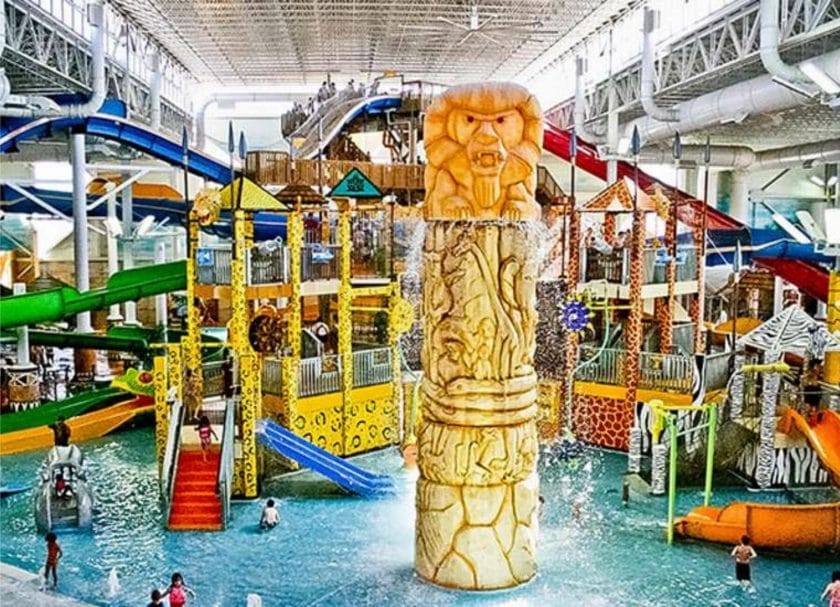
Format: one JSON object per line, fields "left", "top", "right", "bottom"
{"left": 0, "top": 428, "right": 831, "bottom": 606}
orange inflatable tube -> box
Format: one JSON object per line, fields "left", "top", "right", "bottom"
{"left": 0, "top": 396, "right": 153, "bottom": 456}
{"left": 675, "top": 501, "right": 840, "bottom": 551}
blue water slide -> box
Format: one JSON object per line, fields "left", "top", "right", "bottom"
{"left": 1, "top": 113, "right": 232, "bottom": 184}
{"left": 0, "top": 185, "right": 286, "bottom": 241}
{"left": 256, "top": 419, "right": 395, "bottom": 497}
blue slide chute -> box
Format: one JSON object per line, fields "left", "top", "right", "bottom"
{"left": 256, "top": 419, "right": 395, "bottom": 497}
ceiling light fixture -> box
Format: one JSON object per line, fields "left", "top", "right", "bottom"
{"left": 800, "top": 61, "right": 840, "bottom": 95}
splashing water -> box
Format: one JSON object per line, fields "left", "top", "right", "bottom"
{"left": 107, "top": 567, "right": 120, "bottom": 598}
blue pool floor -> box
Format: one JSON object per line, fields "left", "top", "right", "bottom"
{"left": 0, "top": 428, "right": 835, "bottom": 606}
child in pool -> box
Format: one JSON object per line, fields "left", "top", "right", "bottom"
{"left": 196, "top": 416, "right": 218, "bottom": 462}
{"left": 43, "top": 532, "right": 62, "bottom": 589}
{"left": 260, "top": 499, "right": 280, "bottom": 529}
{"left": 731, "top": 534, "right": 757, "bottom": 590}
{"left": 162, "top": 572, "right": 195, "bottom": 607}
{"left": 822, "top": 570, "right": 840, "bottom": 607}
{"left": 147, "top": 588, "right": 164, "bottom": 607}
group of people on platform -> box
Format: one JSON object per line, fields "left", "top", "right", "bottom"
{"left": 584, "top": 226, "right": 632, "bottom": 254}
{"left": 281, "top": 77, "right": 376, "bottom": 137}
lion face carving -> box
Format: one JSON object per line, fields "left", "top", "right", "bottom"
{"left": 424, "top": 83, "right": 543, "bottom": 221}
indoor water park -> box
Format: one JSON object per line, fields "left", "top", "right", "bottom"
{"left": 1, "top": 1, "right": 839, "bottom": 606}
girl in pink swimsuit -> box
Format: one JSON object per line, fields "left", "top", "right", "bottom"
{"left": 822, "top": 571, "right": 840, "bottom": 607}
{"left": 162, "top": 572, "right": 195, "bottom": 607}
{"left": 196, "top": 415, "right": 218, "bottom": 462}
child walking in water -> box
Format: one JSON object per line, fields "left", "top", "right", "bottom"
{"left": 161, "top": 572, "right": 195, "bottom": 607}
{"left": 43, "top": 532, "right": 62, "bottom": 589}
{"left": 731, "top": 535, "right": 757, "bottom": 590}
{"left": 196, "top": 415, "right": 218, "bottom": 461}
{"left": 822, "top": 571, "right": 840, "bottom": 606}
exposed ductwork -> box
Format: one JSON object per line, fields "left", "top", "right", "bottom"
{"left": 1, "top": 0, "right": 106, "bottom": 118}
{"left": 640, "top": 8, "right": 679, "bottom": 123}
{"left": 574, "top": 57, "right": 606, "bottom": 142}
{"left": 759, "top": 0, "right": 807, "bottom": 84}
{"left": 196, "top": 92, "right": 309, "bottom": 150}
{"left": 623, "top": 48, "right": 840, "bottom": 144}
{"left": 638, "top": 139, "right": 840, "bottom": 170}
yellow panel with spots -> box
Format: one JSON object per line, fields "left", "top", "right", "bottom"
{"left": 289, "top": 395, "right": 344, "bottom": 454}
{"left": 344, "top": 384, "right": 396, "bottom": 456}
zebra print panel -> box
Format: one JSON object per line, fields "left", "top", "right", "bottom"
{"left": 737, "top": 441, "right": 829, "bottom": 487}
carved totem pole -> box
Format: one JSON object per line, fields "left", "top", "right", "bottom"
{"left": 416, "top": 83, "right": 543, "bottom": 590}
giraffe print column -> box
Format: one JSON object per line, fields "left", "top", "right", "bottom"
{"left": 624, "top": 210, "right": 645, "bottom": 412}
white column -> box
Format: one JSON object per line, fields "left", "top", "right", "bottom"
{"left": 650, "top": 442, "right": 668, "bottom": 496}
{"left": 122, "top": 178, "right": 138, "bottom": 325}
{"left": 106, "top": 188, "right": 123, "bottom": 322}
{"left": 730, "top": 170, "right": 750, "bottom": 223}
{"left": 13, "top": 283, "right": 30, "bottom": 364}
{"left": 71, "top": 132, "right": 92, "bottom": 333}
{"left": 155, "top": 241, "right": 167, "bottom": 327}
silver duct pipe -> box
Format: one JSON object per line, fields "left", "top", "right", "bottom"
{"left": 624, "top": 48, "right": 840, "bottom": 144}
{"left": 760, "top": 0, "right": 806, "bottom": 83}
{"left": 1, "top": 0, "right": 105, "bottom": 118}
{"left": 641, "top": 8, "right": 679, "bottom": 122}
{"left": 196, "top": 92, "right": 308, "bottom": 149}
{"left": 574, "top": 57, "right": 606, "bottom": 142}
{"left": 638, "top": 139, "right": 840, "bottom": 170}
{"left": 149, "top": 51, "right": 162, "bottom": 130}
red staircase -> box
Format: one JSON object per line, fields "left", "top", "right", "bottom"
{"left": 168, "top": 446, "right": 222, "bottom": 531}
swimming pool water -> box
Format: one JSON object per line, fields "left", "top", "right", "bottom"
{"left": 0, "top": 428, "right": 834, "bottom": 606}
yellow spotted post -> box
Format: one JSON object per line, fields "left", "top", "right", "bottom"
{"left": 337, "top": 200, "right": 354, "bottom": 452}
{"left": 826, "top": 271, "right": 840, "bottom": 384}
{"left": 182, "top": 215, "right": 203, "bottom": 390}
{"left": 153, "top": 354, "right": 168, "bottom": 469}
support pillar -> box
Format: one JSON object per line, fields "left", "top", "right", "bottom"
{"left": 625, "top": 210, "right": 645, "bottom": 410}
{"left": 627, "top": 425, "right": 642, "bottom": 474}
{"left": 231, "top": 208, "right": 259, "bottom": 497}
{"left": 415, "top": 83, "right": 542, "bottom": 590}
{"left": 181, "top": 214, "right": 202, "bottom": 396}
{"left": 729, "top": 170, "right": 750, "bottom": 224}
{"left": 13, "top": 283, "right": 30, "bottom": 365}
{"left": 563, "top": 210, "right": 581, "bottom": 432}
{"left": 337, "top": 202, "right": 353, "bottom": 454}
{"left": 650, "top": 442, "right": 667, "bottom": 496}
{"left": 106, "top": 188, "right": 123, "bottom": 322}
{"left": 755, "top": 352, "right": 782, "bottom": 489}
{"left": 155, "top": 241, "right": 167, "bottom": 327}
{"left": 122, "top": 179, "right": 139, "bottom": 325}
{"left": 71, "top": 131, "right": 92, "bottom": 333}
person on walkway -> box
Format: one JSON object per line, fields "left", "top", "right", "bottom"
{"left": 43, "top": 532, "right": 62, "bottom": 590}
{"left": 731, "top": 534, "right": 757, "bottom": 590}
{"left": 184, "top": 370, "right": 202, "bottom": 421}
{"left": 161, "top": 573, "right": 195, "bottom": 607}
{"left": 822, "top": 571, "right": 840, "bottom": 607}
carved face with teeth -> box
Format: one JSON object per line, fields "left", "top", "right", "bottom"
{"left": 423, "top": 82, "right": 543, "bottom": 220}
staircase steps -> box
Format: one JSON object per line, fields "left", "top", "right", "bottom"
{"left": 167, "top": 447, "right": 223, "bottom": 531}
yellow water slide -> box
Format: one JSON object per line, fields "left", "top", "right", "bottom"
{"left": 0, "top": 396, "right": 153, "bottom": 456}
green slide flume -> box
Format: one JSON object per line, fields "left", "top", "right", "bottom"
{"left": 0, "top": 386, "right": 127, "bottom": 434}
{"left": 0, "top": 260, "right": 186, "bottom": 331}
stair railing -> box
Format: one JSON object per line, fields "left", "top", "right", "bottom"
{"left": 161, "top": 399, "right": 184, "bottom": 523}
{"left": 216, "top": 397, "right": 235, "bottom": 529}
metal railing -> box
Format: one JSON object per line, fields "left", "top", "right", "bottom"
{"left": 581, "top": 247, "right": 697, "bottom": 286}
{"left": 202, "top": 361, "right": 225, "bottom": 398}
{"left": 161, "top": 399, "right": 184, "bottom": 524}
{"left": 262, "top": 357, "right": 283, "bottom": 396}
{"left": 196, "top": 247, "right": 232, "bottom": 285}
{"left": 216, "top": 399, "right": 235, "bottom": 530}
{"left": 248, "top": 246, "right": 289, "bottom": 285}
{"left": 299, "top": 355, "right": 342, "bottom": 397}
{"left": 302, "top": 244, "right": 341, "bottom": 281}
{"left": 576, "top": 347, "right": 693, "bottom": 392}
{"left": 704, "top": 352, "right": 733, "bottom": 392}
{"left": 352, "top": 348, "right": 392, "bottom": 388}
{"left": 583, "top": 249, "right": 625, "bottom": 282}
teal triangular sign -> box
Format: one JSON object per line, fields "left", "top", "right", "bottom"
{"left": 329, "top": 167, "right": 382, "bottom": 199}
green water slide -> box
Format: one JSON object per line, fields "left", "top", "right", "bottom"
{"left": 0, "top": 260, "right": 187, "bottom": 331}
{"left": 0, "top": 386, "right": 127, "bottom": 434}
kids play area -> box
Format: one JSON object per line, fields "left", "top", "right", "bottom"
{"left": 0, "top": 1, "right": 839, "bottom": 605}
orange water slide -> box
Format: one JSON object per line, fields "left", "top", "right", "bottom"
{"left": 778, "top": 408, "right": 840, "bottom": 486}
{"left": 674, "top": 501, "right": 840, "bottom": 550}
{"left": 0, "top": 396, "right": 153, "bottom": 456}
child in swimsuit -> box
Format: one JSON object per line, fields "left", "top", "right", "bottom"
{"left": 196, "top": 415, "right": 218, "bottom": 462}
{"left": 822, "top": 570, "right": 840, "bottom": 607}
{"left": 162, "top": 572, "right": 195, "bottom": 607}
{"left": 147, "top": 589, "right": 164, "bottom": 607}
{"left": 731, "top": 534, "right": 757, "bottom": 590}
{"left": 44, "top": 532, "right": 62, "bottom": 589}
